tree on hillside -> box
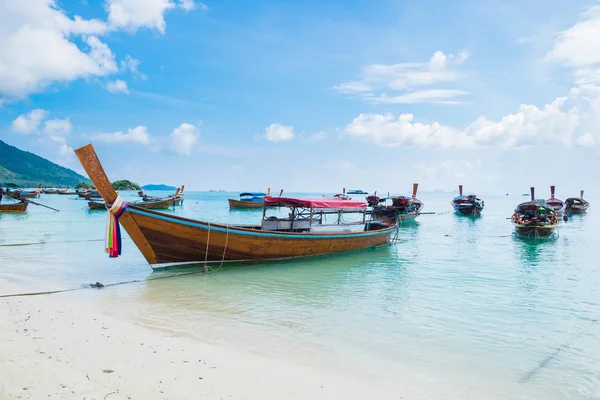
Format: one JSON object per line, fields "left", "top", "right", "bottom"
{"left": 112, "top": 180, "right": 141, "bottom": 191}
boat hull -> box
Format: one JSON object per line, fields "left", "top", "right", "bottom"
{"left": 88, "top": 201, "right": 106, "bottom": 210}
{"left": 137, "top": 197, "right": 175, "bottom": 209}
{"left": 453, "top": 205, "right": 483, "bottom": 216}
{"left": 397, "top": 213, "right": 418, "bottom": 222}
{"left": 18, "top": 192, "right": 39, "bottom": 199}
{"left": 5, "top": 191, "right": 39, "bottom": 199}
{"left": 513, "top": 223, "right": 556, "bottom": 237}
{"left": 228, "top": 198, "right": 264, "bottom": 209}
{"left": 126, "top": 207, "right": 396, "bottom": 266}
{"left": 565, "top": 205, "right": 589, "bottom": 214}
{"left": 0, "top": 202, "right": 28, "bottom": 212}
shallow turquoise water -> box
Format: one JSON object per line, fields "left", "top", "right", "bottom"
{"left": 1, "top": 191, "right": 599, "bottom": 398}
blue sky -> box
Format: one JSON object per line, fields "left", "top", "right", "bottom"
{"left": 1, "top": 0, "right": 599, "bottom": 196}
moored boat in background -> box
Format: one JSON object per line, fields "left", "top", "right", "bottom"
{"left": 347, "top": 189, "right": 368, "bottom": 195}
{"left": 88, "top": 201, "right": 106, "bottom": 210}
{"left": 451, "top": 185, "right": 484, "bottom": 216}
{"left": 174, "top": 185, "right": 185, "bottom": 205}
{"left": 512, "top": 187, "right": 558, "bottom": 238}
{"left": 4, "top": 184, "right": 42, "bottom": 199}
{"left": 332, "top": 188, "right": 351, "bottom": 200}
{"left": 74, "top": 144, "right": 398, "bottom": 269}
{"left": 134, "top": 196, "right": 176, "bottom": 209}
{"left": 546, "top": 185, "right": 564, "bottom": 215}
{"left": 0, "top": 201, "right": 29, "bottom": 213}
{"left": 367, "top": 183, "right": 424, "bottom": 222}
{"left": 565, "top": 190, "right": 589, "bottom": 215}
{"left": 228, "top": 191, "right": 268, "bottom": 209}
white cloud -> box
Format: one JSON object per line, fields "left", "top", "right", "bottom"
{"left": 547, "top": 5, "right": 600, "bottom": 84}
{"left": 179, "top": 0, "right": 196, "bottom": 11}
{"left": 577, "top": 132, "right": 596, "bottom": 147}
{"left": 106, "top": 0, "right": 195, "bottom": 33}
{"left": 345, "top": 85, "right": 600, "bottom": 149}
{"left": 85, "top": 36, "right": 118, "bottom": 73}
{"left": 120, "top": 55, "right": 145, "bottom": 78}
{"left": 0, "top": 0, "right": 194, "bottom": 101}
{"left": 43, "top": 118, "right": 73, "bottom": 156}
{"left": 0, "top": 1, "right": 117, "bottom": 100}
{"left": 346, "top": 113, "right": 470, "bottom": 148}
{"left": 106, "top": 79, "right": 129, "bottom": 93}
{"left": 366, "top": 89, "right": 469, "bottom": 104}
{"left": 11, "top": 110, "right": 74, "bottom": 158}
{"left": 334, "top": 50, "right": 470, "bottom": 104}
{"left": 43, "top": 118, "right": 72, "bottom": 136}
{"left": 265, "top": 123, "right": 295, "bottom": 142}
{"left": 308, "top": 131, "right": 326, "bottom": 142}
{"left": 11, "top": 109, "right": 48, "bottom": 134}
{"left": 92, "top": 126, "right": 151, "bottom": 144}
{"left": 170, "top": 123, "right": 199, "bottom": 155}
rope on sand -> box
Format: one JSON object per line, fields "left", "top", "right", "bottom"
{"left": 0, "top": 239, "right": 109, "bottom": 247}
{"left": 0, "top": 268, "right": 214, "bottom": 299}
{"left": 519, "top": 318, "right": 598, "bottom": 383}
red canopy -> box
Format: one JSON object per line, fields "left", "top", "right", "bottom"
{"left": 264, "top": 197, "right": 366, "bottom": 209}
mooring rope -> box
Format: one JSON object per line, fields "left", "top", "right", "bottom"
{"left": 0, "top": 267, "right": 220, "bottom": 299}
{"left": 519, "top": 318, "right": 598, "bottom": 383}
{"left": 0, "top": 238, "right": 112, "bottom": 247}
{"left": 203, "top": 222, "right": 211, "bottom": 271}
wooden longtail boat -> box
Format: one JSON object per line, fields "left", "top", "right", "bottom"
{"left": 546, "top": 185, "right": 564, "bottom": 215}
{"left": 512, "top": 187, "right": 558, "bottom": 238}
{"left": 0, "top": 201, "right": 29, "bottom": 212}
{"left": 174, "top": 185, "right": 184, "bottom": 205}
{"left": 331, "top": 189, "right": 351, "bottom": 200}
{"left": 134, "top": 196, "right": 176, "bottom": 209}
{"left": 367, "top": 183, "right": 424, "bottom": 222}
{"left": 88, "top": 201, "right": 106, "bottom": 210}
{"left": 90, "top": 197, "right": 176, "bottom": 210}
{"left": 85, "top": 190, "right": 103, "bottom": 200}
{"left": 565, "top": 190, "right": 589, "bottom": 215}
{"left": 451, "top": 185, "right": 484, "bottom": 216}
{"left": 74, "top": 144, "right": 398, "bottom": 268}
{"left": 228, "top": 191, "right": 268, "bottom": 209}
{"left": 4, "top": 184, "right": 42, "bottom": 199}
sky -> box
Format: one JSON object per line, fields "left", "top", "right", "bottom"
{"left": 0, "top": 0, "right": 599, "bottom": 196}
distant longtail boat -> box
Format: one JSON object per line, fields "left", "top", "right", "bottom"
{"left": 451, "top": 185, "right": 484, "bottom": 216}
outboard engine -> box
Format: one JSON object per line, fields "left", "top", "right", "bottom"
{"left": 367, "top": 195, "right": 380, "bottom": 207}
{"left": 392, "top": 197, "right": 409, "bottom": 207}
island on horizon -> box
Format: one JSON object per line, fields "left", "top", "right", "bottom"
{"left": 142, "top": 184, "right": 177, "bottom": 191}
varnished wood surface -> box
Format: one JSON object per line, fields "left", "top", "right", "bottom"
{"left": 228, "top": 199, "right": 264, "bottom": 209}
{"left": 0, "top": 202, "right": 28, "bottom": 212}
{"left": 75, "top": 144, "right": 159, "bottom": 264}
{"left": 128, "top": 207, "right": 395, "bottom": 264}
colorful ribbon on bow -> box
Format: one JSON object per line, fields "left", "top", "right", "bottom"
{"left": 106, "top": 195, "right": 128, "bottom": 258}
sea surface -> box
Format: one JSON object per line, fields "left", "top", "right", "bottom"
{"left": 1, "top": 191, "right": 599, "bottom": 399}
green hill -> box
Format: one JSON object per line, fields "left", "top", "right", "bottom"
{"left": 0, "top": 139, "right": 90, "bottom": 188}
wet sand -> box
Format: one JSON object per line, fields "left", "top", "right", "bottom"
{"left": 0, "top": 280, "right": 399, "bottom": 400}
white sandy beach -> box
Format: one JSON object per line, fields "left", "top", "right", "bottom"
{"left": 0, "top": 279, "right": 403, "bottom": 400}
